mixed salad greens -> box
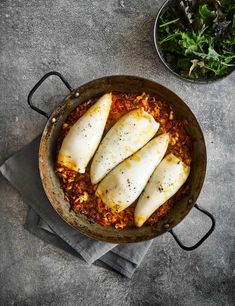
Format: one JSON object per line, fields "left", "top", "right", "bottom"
{"left": 157, "top": 0, "right": 235, "bottom": 79}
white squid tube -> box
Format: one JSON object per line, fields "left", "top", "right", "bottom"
{"left": 90, "top": 108, "right": 159, "bottom": 184}
{"left": 96, "top": 134, "right": 170, "bottom": 211}
{"left": 135, "top": 153, "right": 190, "bottom": 227}
{"left": 58, "top": 93, "right": 112, "bottom": 173}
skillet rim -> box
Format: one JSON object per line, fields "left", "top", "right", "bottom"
{"left": 39, "top": 74, "right": 207, "bottom": 243}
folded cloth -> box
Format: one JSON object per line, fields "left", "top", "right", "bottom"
{"left": 0, "top": 136, "right": 153, "bottom": 278}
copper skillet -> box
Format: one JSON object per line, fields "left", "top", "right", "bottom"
{"left": 28, "top": 71, "right": 215, "bottom": 248}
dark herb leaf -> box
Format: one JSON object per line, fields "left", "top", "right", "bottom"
{"left": 157, "top": 0, "right": 235, "bottom": 79}
{"left": 214, "top": 20, "right": 232, "bottom": 39}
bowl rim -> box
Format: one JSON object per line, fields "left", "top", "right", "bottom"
{"left": 153, "top": 0, "right": 235, "bottom": 84}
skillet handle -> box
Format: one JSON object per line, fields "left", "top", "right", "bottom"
{"left": 27, "top": 71, "right": 73, "bottom": 119}
{"left": 169, "top": 203, "right": 215, "bottom": 251}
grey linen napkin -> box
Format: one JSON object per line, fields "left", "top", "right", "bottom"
{"left": 0, "top": 136, "right": 152, "bottom": 278}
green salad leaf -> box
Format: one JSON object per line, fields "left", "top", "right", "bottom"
{"left": 157, "top": 0, "right": 235, "bottom": 79}
{"left": 199, "top": 4, "right": 216, "bottom": 20}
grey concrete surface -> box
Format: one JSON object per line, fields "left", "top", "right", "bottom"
{"left": 0, "top": 0, "right": 234, "bottom": 305}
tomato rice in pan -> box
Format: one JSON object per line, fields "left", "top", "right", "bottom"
{"left": 56, "top": 92, "right": 192, "bottom": 229}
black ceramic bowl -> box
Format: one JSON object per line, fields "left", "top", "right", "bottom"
{"left": 154, "top": 0, "right": 235, "bottom": 84}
